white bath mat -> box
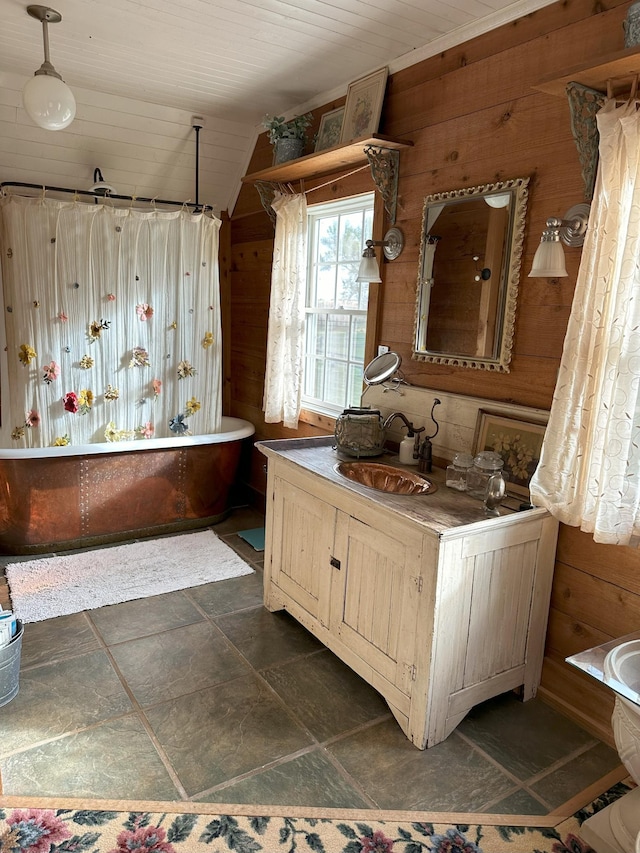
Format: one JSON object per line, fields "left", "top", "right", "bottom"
{"left": 5, "top": 530, "right": 254, "bottom": 623}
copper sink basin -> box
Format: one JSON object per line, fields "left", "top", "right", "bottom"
{"left": 334, "top": 461, "right": 436, "bottom": 495}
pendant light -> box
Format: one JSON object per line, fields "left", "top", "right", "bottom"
{"left": 22, "top": 5, "right": 76, "bottom": 131}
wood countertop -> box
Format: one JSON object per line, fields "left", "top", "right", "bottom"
{"left": 257, "top": 436, "right": 546, "bottom": 538}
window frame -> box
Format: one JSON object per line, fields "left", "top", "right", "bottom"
{"left": 301, "top": 192, "right": 376, "bottom": 419}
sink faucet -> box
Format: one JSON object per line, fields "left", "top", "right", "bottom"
{"left": 383, "top": 412, "right": 425, "bottom": 460}
{"left": 383, "top": 412, "right": 414, "bottom": 432}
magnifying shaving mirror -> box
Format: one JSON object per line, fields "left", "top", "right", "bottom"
{"left": 362, "top": 351, "right": 408, "bottom": 394}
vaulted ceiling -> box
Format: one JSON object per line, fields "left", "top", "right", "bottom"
{"left": 0, "top": 0, "right": 557, "bottom": 212}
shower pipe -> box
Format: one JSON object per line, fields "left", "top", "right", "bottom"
{"left": 0, "top": 181, "right": 214, "bottom": 213}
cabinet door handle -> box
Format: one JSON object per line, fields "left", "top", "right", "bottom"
{"left": 330, "top": 556, "right": 341, "bottom": 570}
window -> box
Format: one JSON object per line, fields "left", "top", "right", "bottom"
{"left": 302, "top": 193, "right": 375, "bottom": 417}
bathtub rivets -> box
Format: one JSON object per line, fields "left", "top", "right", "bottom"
{"left": 189, "top": 308, "right": 194, "bottom": 314}
{"left": 202, "top": 261, "right": 206, "bottom": 267}
{"left": 33, "top": 300, "right": 40, "bottom": 308}
{"left": 64, "top": 346, "right": 71, "bottom": 353}
{"left": 50, "top": 237, "right": 56, "bottom": 244}
{"left": 73, "top": 282, "right": 80, "bottom": 289}
{"left": 6, "top": 306, "right": 12, "bottom": 313}
{"left": 135, "top": 275, "right": 140, "bottom": 281}
{"left": 115, "top": 226, "right": 122, "bottom": 233}
{"left": 6, "top": 248, "right": 12, "bottom": 258}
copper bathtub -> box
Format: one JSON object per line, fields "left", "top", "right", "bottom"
{"left": 0, "top": 416, "right": 255, "bottom": 555}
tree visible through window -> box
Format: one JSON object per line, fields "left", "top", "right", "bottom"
{"left": 303, "top": 194, "right": 374, "bottom": 416}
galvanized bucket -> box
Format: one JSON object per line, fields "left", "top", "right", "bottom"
{"left": 273, "top": 137, "right": 304, "bottom": 164}
{"left": 0, "top": 620, "right": 23, "bottom": 707}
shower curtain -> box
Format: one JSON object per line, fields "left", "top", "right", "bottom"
{"left": 0, "top": 194, "right": 222, "bottom": 448}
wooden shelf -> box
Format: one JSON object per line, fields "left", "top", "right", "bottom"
{"left": 242, "top": 134, "right": 413, "bottom": 184}
{"left": 535, "top": 45, "right": 640, "bottom": 97}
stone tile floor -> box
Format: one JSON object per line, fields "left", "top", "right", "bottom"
{"left": 0, "top": 506, "right": 623, "bottom": 811}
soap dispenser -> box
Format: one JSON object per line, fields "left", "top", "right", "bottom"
{"left": 399, "top": 431, "right": 418, "bottom": 465}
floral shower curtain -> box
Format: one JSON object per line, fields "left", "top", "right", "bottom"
{"left": 530, "top": 99, "right": 640, "bottom": 546}
{"left": 0, "top": 194, "right": 222, "bottom": 448}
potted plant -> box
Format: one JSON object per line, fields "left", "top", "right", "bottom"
{"left": 263, "top": 113, "right": 313, "bottom": 164}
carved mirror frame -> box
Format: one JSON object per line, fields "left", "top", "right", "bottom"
{"left": 413, "top": 177, "right": 529, "bottom": 372}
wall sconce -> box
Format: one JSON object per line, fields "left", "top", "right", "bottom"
{"left": 22, "top": 5, "right": 76, "bottom": 131}
{"left": 90, "top": 168, "right": 117, "bottom": 197}
{"left": 356, "top": 227, "right": 404, "bottom": 282}
{"left": 528, "top": 203, "right": 590, "bottom": 278}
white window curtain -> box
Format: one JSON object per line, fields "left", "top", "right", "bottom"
{"left": 0, "top": 195, "right": 222, "bottom": 448}
{"left": 263, "top": 192, "right": 307, "bottom": 429}
{"left": 530, "top": 98, "right": 640, "bottom": 546}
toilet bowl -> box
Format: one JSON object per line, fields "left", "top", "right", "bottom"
{"left": 579, "top": 639, "right": 640, "bottom": 853}
{"left": 594, "top": 640, "right": 640, "bottom": 853}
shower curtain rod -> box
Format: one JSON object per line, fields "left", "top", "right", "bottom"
{"left": 0, "top": 181, "right": 214, "bottom": 213}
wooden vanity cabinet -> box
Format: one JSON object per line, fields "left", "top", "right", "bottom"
{"left": 262, "top": 445, "right": 558, "bottom": 749}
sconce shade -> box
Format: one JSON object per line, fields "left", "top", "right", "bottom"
{"left": 356, "top": 228, "right": 404, "bottom": 282}
{"left": 357, "top": 253, "right": 382, "bottom": 283}
{"left": 528, "top": 203, "right": 590, "bottom": 278}
{"left": 23, "top": 5, "right": 76, "bottom": 131}
{"left": 528, "top": 237, "right": 567, "bottom": 278}
{"left": 23, "top": 73, "right": 76, "bottom": 130}
{"left": 485, "top": 193, "right": 511, "bottom": 209}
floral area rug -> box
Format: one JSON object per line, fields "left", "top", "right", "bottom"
{"left": 0, "top": 782, "right": 632, "bottom": 853}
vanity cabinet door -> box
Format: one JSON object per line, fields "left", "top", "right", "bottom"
{"left": 330, "top": 512, "right": 424, "bottom": 698}
{"left": 268, "top": 476, "right": 336, "bottom": 626}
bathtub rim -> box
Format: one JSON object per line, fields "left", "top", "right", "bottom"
{"left": 0, "top": 415, "right": 255, "bottom": 459}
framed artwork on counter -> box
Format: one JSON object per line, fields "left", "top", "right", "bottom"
{"left": 473, "top": 410, "right": 547, "bottom": 498}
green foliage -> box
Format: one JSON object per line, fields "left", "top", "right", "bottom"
{"left": 262, "top": 113, "right": 313, "bottom": 144}
{"left": 167, "top": 814, "right": 198, "bottom": 842}
{"left": 71, "top": 811, "right": 119, "bottom": 826}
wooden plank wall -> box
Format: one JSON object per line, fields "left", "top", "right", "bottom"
{"left": 229, "top": 0, "right": 640, "bottom": 741}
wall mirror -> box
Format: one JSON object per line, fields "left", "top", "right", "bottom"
{"left": 413, "top": 177, "right": 529, "bottom": 372}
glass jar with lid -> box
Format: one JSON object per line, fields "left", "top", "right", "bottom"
{"left": 445, "top": 452, "right": 474, "bottom": 491}
{"left": 466, "top": 451, "right": 507, "bottom": 501}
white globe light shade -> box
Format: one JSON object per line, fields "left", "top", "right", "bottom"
{"left": 23, "top": 74, "right": 76, "bottom": 131}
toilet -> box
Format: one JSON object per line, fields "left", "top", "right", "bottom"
{"left": 581, "top": 639, "right": 640, "bottom": 853}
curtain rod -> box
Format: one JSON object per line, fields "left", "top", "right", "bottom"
{"left": 0, "top": 181, "right": 214, "bottom": 213}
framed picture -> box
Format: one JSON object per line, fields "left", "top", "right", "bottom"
{"left": 339, "top": 67, "right": 388, "bottom": 144}
{"left": 473, "top": 411, "right": 547, "bottom": 498}
{"left": 315, "top": 107, "right": 345, "bottom": 152}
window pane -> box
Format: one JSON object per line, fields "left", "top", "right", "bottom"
{"left": 318, "top": 217, "right": 338, "bottom": 263}
{"left": 350, "top": 314, "right": 367, "bottom": 361}
{"left": 359, "top": 280, "right": 369, "bottom": 311}
{"left": 336, "top": 263, "right": 361, "bottom": 309}
{"left": 304, "top": 357, "right": 324, "bottom": 399}
{"left": 348, "top": 363, "right": 364, "bottom": 408}
{"left": 305, "top": 314, "right": 327, "bottom": 357}
{"left": 326, "top": 314, "right": 350, "bottom": 360}
{"left": 315, "top": 266, "right": 336, "bottom": 308}
{"left": 324, "top": 360, "right": 347, "bottom": 406}
{"left": 338, "top": 213, "right": 364, "bottom": 261}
